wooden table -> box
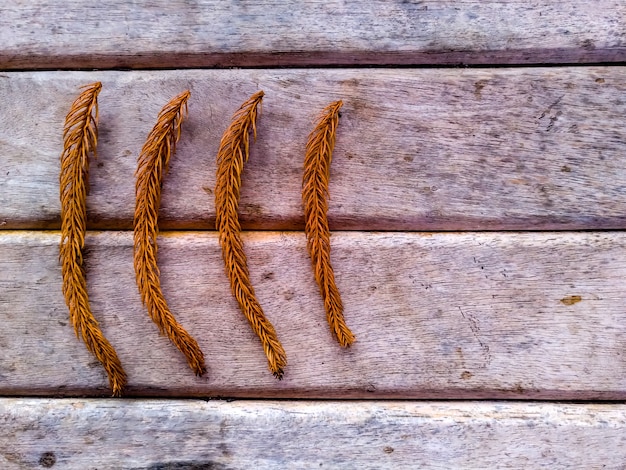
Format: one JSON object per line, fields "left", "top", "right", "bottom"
{"left": 2, "top": 2, "right": 626, "bottom": 468}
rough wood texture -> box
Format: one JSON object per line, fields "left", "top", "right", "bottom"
{"left": 1, "top": 1, "right": 625, "bottom": 69}
{"left": 3, "top": 230, "right": 626, "bottom": 399}
{"left": 3, "top": 1, "right": 624, "bottom": 465}
{"left": 2, "top": 399, "right": 626, "bottom": 469}
{"left": 2, "top": 68, "right": 626, "bottom": 231}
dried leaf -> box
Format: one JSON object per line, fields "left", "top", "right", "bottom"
{"left": 303, "top": 100, "right": 355, "bottom": 347}
{"left": 60, "top": 82, "right": 127, "bottom": 396}
{"left": 215, "top": 91, "right": 287, "bottom": 378}
{"left": 134, "top": 90, "right": 206, "bottom": 376}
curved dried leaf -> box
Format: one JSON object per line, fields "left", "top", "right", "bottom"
{"left": 303, "top": 100, "right": 355, "bottom": 347}
{"left": 60, "top": 82, "right": 127, "bottom": 396}
{"left": 215, "top": 91, "right": 287, "bottom": 378}
{"left": 133, "top": 90, "right": 206, "bottom": 377}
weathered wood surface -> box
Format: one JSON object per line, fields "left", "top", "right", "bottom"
{"left": 2, "top": 399, "right": 626, "bottom": 469}
{"left": 3, "top": 1, "right": 624, "bottom": 466}
{"left": 2, "top": 230, "right": 626, "bottom": 398}
{"left": 2, "top": 68, "right": 626, "bottom": 231}
{"left": 1, "top": 1, "right": 625, "bottom": 69}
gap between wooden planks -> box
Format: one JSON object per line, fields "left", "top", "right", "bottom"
{"left": 2, "top": 399, "right": 626, "bottom": 469}
{"left": 2, "top": 230, "right": 626, "bottom": 399}
{"left": 1, "top": 68, "right": 626, "bottom": 231}
{"left": 1, "top": 1, "right": 625, "bottom": 68}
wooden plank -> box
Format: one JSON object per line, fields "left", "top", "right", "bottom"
{"left": 2, "top": 230, "right": 626, "bottom": 399}
{"left": 2, "top": 68, "right": 626, "bottom": 231}
{"left": 2, "top": 399, "right": 626, "bottom": 469}
{"left": 1, "top": 1, "right": 625, "bottom": 69}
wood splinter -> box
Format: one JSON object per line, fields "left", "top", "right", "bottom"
{"left": 134, "top": 90, "right": 207, "bottom": 377}
{"left": 215, "top": 91, "right": 288, "bottom": 379}
{"left": 60, "top": 82, "right": 127, "bottom": 396}
{"left": 303, "top": 100, "right": 356, "bottom": 347}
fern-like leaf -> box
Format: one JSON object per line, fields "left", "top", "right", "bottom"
{"left": 302, "top": 100, "right": 355, "bottom": 347}
{"left": 60, "top": 82, "right": 128, "bottom": 396}
{"left": 215, "top": 91, "right": 287, "bottom": 378}
{"left": 133, "top": 90, "right": 206, "bottom": 376}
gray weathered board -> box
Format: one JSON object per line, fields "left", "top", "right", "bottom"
{"left": 2, "top": 230, "right": 626, "bottom": 399}
{"left": 2, "top": 0, "right": 626, "bottom": 467}
{"left": 1, "top": 0, "right": 625, "bottom": 68}
{"left": 2, "top": 68, "right": 626, "bottom": 230}
{"left": 2, "top": 399, "right": 626, "bottom": 469}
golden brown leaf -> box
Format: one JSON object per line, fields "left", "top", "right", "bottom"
{"left": 60, "top": 82, "right": 127, "bottom": 396}
{"left": 133, "top": 90, "right": 206, "bottom": 376}
{"left": 302, "top": 100, "right": 355, "bottom": 347}
{"left": 215, "top": 91, "right": 287, "bottom": 378}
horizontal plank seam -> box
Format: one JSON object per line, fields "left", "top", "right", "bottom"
{"left": 2, "top": 395, "right": 626, "bottom": 404}
{"left": 4, "top": 228, "right": 626, "bottom": 235}
{"left": 3, "top": 61, "right": 626, "bottom": 73}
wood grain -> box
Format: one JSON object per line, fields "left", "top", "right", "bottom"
{"left": 2, "top": 230, "right": 626, "bottom": 399}
{"left": 2, "top": 399, "right": 626, "bottom": 469}
{"left": 2, "top": 68, "right": 626, "bottom": 231}
{"left": 1, "top": 1, "right": 625, "bottom": 69}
